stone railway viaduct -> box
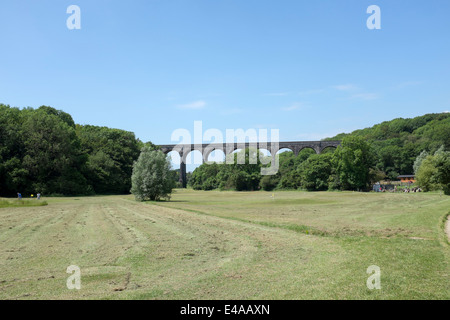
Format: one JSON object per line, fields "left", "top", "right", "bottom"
{"left": 158, "top": 141, "right": 341, "bottom": 188}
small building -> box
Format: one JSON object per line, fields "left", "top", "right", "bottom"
{"left": 397, "top": 175, "right": 416, "bottom": 183}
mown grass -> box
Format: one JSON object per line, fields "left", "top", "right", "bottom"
{"left": 0, "top": 199, "right": 48, "bottom": 208}
{"left": 0, "top": 191, "right": 448, "bottom": 300}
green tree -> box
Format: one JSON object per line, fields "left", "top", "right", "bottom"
{"left": 433, "top": 149, "right": 450, "bottom": 195}
{"left": 0, "top": 105, "right": 26, "bottom": 195}
{"left": 416, "top": 156, "right": 439, "bottom": 192}
{"left": 300, "top": 153, "right": 333, "bottom": 191}
{"left": 416, "top": 147, "right": 450, "bottom": 194}
{"left": 130, "top": 148, "right": 175, "bottom": 201}
{"left": 227, "top": 148, "right": 262, "bottom": 191}
{"left": 413, "top": 150, "right": 429, "bottom": 175}
{"left": 76, "top": 125, "right": 141, "bottom": 194}
{"left": 276, "top": 150, "right": 313, "bottom": 189}
{"left": 259, "top": 174, "right": 280, "bottom": 191}
{"left": 189, "top": 162, "right": 221, "bottom": 190}
{"left": 21, "top": 108, "right": 88, "bottom": 195}
{"left": 327, "top": 113, "right": 450, "bottom": 178}
{"left": 332, "top": 136, "right": 374, "bottom": 191}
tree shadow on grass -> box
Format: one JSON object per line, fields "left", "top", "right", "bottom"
{"left": 141, "top": 200, "right": 188, "bottom": 203}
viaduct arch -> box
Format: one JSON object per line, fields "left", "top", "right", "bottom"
{"left": 158, "top": 141, "right": 341, "bottom": 188}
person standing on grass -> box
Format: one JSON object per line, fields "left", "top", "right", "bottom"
{"left": 17, "top": 193, "right": 22, "bottom": 200}
{"left": 37, "top": 193, "right": 41, "bottom": 200}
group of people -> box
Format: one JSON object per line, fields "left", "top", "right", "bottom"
{"left": 403, "top": 187, "right": 422, "bottom": 193}
{"left": 17, "top": 193, "right": 41, "bottom": 200}
{"left": 375, "top": 185, "right": 423, "bottom": 193}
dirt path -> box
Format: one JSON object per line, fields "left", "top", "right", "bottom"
{"left": 446, "top": 216, "right": 450, "bottom": 242}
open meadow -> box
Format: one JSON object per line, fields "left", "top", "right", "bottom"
{"left": 0, "top": 190, "right": 449, "bottom": 300}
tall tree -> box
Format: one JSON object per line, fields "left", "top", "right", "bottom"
{"left": 21, "top": 108, "right": 87, "bottom": 195}
{"left": 300, "top": 153, "right": 333, "bottom": 191}
{"left": 76, "top": 125, "right": 141, "bottom": 194}
{"left": 332, "top": 136, "right": 374, "bottom": 191}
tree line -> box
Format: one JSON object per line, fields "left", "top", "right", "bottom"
{"left": 189, "top": 113, "right": 450, "bottom": 194}
{"left": 1, "top": 105, "right": 448, "bottom": 196}
{"left": 326, "top": 113, "right": 450, "bottom": 180}
{"left": 189, "top": 136, "right": 375, "bottom": 192}
{"left": 0, "top": 104, "right": 151, "bottom": 196}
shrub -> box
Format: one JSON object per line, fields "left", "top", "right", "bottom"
{"left": 130, "top": 148, "right": 175, "bottom": 201}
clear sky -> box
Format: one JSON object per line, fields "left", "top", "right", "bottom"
{"left": 1, "top": 1, "right": 449, "bottom": 164}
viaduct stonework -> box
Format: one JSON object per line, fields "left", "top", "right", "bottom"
{"left": 158, "top": 141, "right": 341, "bottom": 188}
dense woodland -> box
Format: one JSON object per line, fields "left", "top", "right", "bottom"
{"left": 0, "top": 104, "right": 152, "bottom": 196}
{"left": 0, "top": 104, "right": 449, "bottom": 196}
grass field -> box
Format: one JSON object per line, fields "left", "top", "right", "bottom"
{"left": 0, "top": 190, "right": 448, "bottom": 300}
{"left": 0, "top": 199, "right": 48, "bottom": 208}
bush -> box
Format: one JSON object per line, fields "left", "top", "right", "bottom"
{"left": 260, "top": 175, "right": 280, "bottom": 191}
{"left": 130, "top": 148, "right": 175, "bottom": 201}
{"left": 300, "top": 153, "right": 333, "bottom": 191}
{"left": 416, "top": 146, "right": 450, "bottom": 194}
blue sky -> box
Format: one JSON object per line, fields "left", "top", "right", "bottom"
{"left": 1, "top": 1, "right": 449, "bottom": 164}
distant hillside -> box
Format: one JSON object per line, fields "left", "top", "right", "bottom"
{"left": 324, "top": 113, "right": 450, "bottom": 179}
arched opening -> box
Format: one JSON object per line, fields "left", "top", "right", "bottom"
{"left": 276, "top": 148, "right": 295, "bottom": 167}
{"left": 185, "top": 150, "right": 203, "bottom": 165}
{"left": 167, "top": 151, "right": 183, "bottom": 187}
{"left": 276, "top": 148, "right": 294, "bottom": 155}
{"left": 297, "top": 148, "right": 316, "bottom": 162}
{"left": 184, "top": 150, "right": 203, "bottom": 172}
{"left": 227, "top": 148, "right": 244, "bottom": 164}
{"left": 207, "top": 149, "right": 226, "bottom": 164}
{"left": 167, "top": 151, "right": 181, "bottom": 167}
{"left": 321, "top": 146, "right": 337, "bottom": 154}
{"left": 298, "top": 147, "right": 317, "bottom": 154}
{"left": 258, "top": 148, "right": 272, "bottom": 166}
{"left": 258, "top": 148, "right": 272, "bottom": 157}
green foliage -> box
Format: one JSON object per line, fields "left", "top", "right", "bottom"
{"left": 416, "top": 156, "right": 439, "bottom": 192}
{"left": 416, "top": 147, "right": 450, "bottom": 194}
{"left": 189, "top": 148, "right": 265, "bottom": 191}
{"left": 369, "top": 168, "right": 387, "bottom": 184}
{"left": 190, "top": 162, "right": 221, "bottom": 190}
{"left": 327, "top": 113, "right": 450, "bottom": 179}
{"left": 1, "top": 104, "right": 447, "bottom": 196}
{"left": 300, "top": 153, "right": 333, "bottom": 191}
{"left": 413, "top": 150, "right": 429, "bottom": 175}
{"left": 0, "top": 199, "right": 48, "bottom": 208}
{"left": 76, "top": 125, "right": 141, "bottom": 194}
{"left": 433, "top": 149, "right": 450, "bottom": 195}
{"left": 0, "top": 104, "right": 143, "bottom": 196}
{"left": 332, "top": 136, "right": 374, "bottom": 191}
{"left": 21, "top": 108, "right": 87, "bottom": 195}
{"left": 0, "top": 104, "right": 88, "bottom": 195}
{"left": 130, "top": 148, "right": 175, "bottom": 201}
{"left": 188, "top": 113, "right": 449, "bottom": 193}
{"left": 259, "top": 174, "right": 280, "bottom": 191}
{"left": 276, "top": 150, "right": 313, "bottom": 189}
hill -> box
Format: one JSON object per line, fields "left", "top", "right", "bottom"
{"left": 325, "top": 113, "right": 450, "bottom": 179}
